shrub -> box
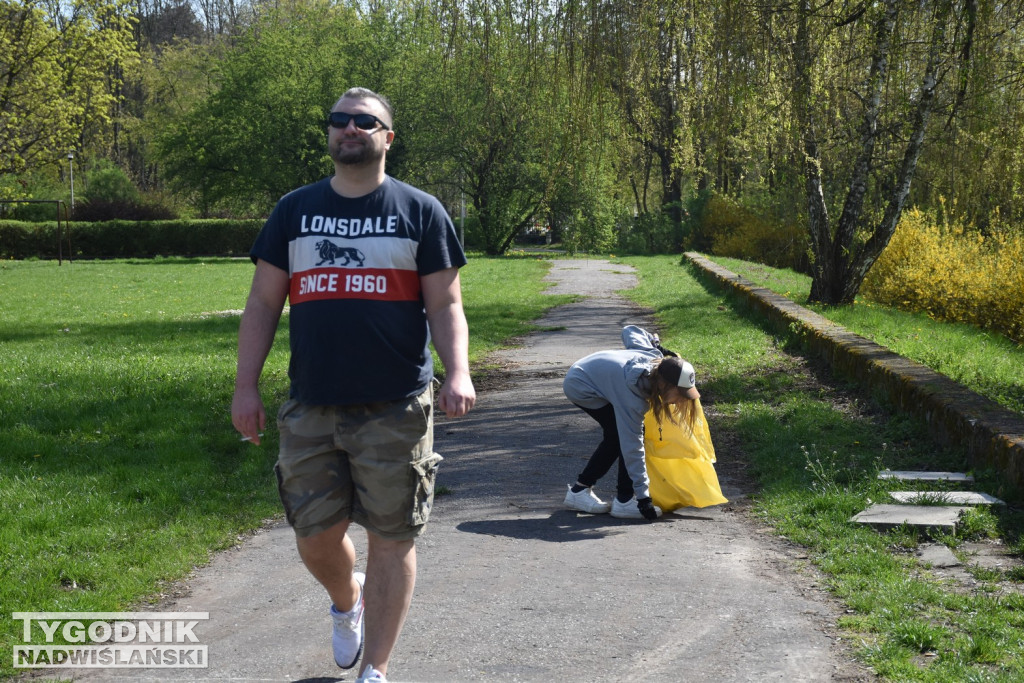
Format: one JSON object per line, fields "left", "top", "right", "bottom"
{"left": 0, "top": 171, "right": 70, "bottom": 222}
{"left": 63, "top": 161, "right": 182, "bottom": 222}
{"left": 702, "top": 194, "right": 808, "bottom": 271}
{"left": 618, "top": 209, "right": 678, "bottom": 255}
{"left": 72, "top": 199, "right": 177, "bottom": 222}
{"left": 0, "top": 221, "right": 55, "bottom": 259}
{"left": 457, "top": 215, "right": 484, "bottom": 251}
{"left": 2, "top": 201, "right": 68, "bottom": 223}
{"left": 682, "top": 191, "right": 714, "bottom": 251}
{"left": 84, "top": 161, "right": 140, "bottom": 204}
{"left": 862, "top": 208, "right": 1024, "bottom": 342}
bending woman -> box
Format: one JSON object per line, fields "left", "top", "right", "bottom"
{"left": 562, "top": 325, "right": 700, "bottom": 521}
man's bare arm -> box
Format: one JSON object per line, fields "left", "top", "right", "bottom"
{"left": 232, "top": 260, "right": 290, "bottom": 444}
{"left": 422, "top": 267, "right": 475, "bottom": 418}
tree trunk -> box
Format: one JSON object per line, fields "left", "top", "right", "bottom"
{"left": 798, "top": 0, "right": 952, "bottom": 305}
{"left": 847, "top": 2, "right": 950, "bottom": 299}
{"left": 793, "top": 0, "right": 833, "bottom": 302}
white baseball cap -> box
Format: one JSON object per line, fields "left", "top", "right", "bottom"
{"left": 658, "top": 357, "right": 699, "bottom": 400}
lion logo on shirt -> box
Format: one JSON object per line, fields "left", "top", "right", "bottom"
{"left": 314, "top": 240, "right": 365, "bottom": 267}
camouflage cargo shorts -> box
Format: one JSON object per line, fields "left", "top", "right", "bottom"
{"left": 274, "top": 389, "right": 442, "bottom": 540}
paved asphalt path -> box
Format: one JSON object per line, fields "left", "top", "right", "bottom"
{"left": 46, "top": 259, "right": 875, "bottom": 682}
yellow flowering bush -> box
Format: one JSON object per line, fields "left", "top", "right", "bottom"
{"left": 862, "top": 208, "right": 1024, "bottom": 342}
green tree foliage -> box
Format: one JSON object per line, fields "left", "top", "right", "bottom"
{"left": 154, "top": 1, "right": 372, "bottom": 216}
{"left": 109, "top": 0, "right": 207, "bottom": 197}
{"left": 913, "top": 1, "right": 1024, "bottom": 228}
{"left": 84, "top": 159, "right": 140, "bottom": 202}
{"left": 7, "top": 0, "right": 1024, "bottom": 272}
{"left": 781, "top": 0, "right": 976, "bottom": 304}
{"left": 0, "top": 0, "right": 137, "bottom": 178}
{"left": 546, "top": 0, "right": 633, "bottom": 252}
{"left": 595, "top": 0, "right": 768, "bottom": 247}
{"left": 394, "top": 0, "right": 580, "bottom": 254}
{"left": 598, "top": 0, "right": 693, "bottom": 241}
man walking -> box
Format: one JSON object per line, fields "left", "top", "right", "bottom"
{"left": 232, "top": 87, "right": 475, "bottom": 683}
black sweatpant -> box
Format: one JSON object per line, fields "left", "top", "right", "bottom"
{"left": 574, "top": 403, "right": 634, "bottom": 503}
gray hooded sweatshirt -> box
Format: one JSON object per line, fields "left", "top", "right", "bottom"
{"left": 562, "top": 325, "right": 664, "bottom": 500}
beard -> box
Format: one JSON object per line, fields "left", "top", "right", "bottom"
{"left": 330, "top": 137, "right": 384, "bottom": 166}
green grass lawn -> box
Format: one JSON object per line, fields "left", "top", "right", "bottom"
{"left": 706, "top": 254, "right": 1024, "bottom": 418}
{"left": 4, "top": 252, "right": 1022, "bottom": 681}
{"left": 621, "top": 254, "right": 1024, "bottom": 682}
{"left": 0, "top": 255, "right": 570, "bottom": 680}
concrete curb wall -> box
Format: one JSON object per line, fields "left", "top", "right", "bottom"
{"left": 685, "top": 252, "right": 1024, "bottom": 497}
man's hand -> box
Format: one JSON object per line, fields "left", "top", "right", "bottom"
{"left": 422, "top": 268, "right": 474, "bottom": 418}
{"left": 437, "top": 370, "right": 476, "bottom": 418}
{"left": 232, "top": 386, "right": 267, "bottom": 445}
{"left": 232, "top": 260, "right": 288, "bottom": 447}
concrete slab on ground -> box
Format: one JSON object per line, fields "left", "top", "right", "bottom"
{"left": 890, "top": 491, "right": 1004, "bottom": 506}
{"left": 877, "top": 470, "right": 974, "bottom": 483}
{"left": 917, "top": 544, "right": 961, "bottom": 568}
{"left": 851, "top": 503, "right": 971, "bottom": 532}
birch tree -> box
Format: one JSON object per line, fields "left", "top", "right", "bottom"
{"left": 787, "top": 0, "right": 969, "bottom": 304}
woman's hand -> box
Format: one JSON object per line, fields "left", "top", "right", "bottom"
{"left": 637, "top": 497, "right": 660, "bottom": 520}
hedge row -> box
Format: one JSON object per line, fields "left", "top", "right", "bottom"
{"left": 0, "top": 219, "right": 264, "bottom": 260}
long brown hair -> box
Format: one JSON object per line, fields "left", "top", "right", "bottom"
{"left": 647, "top": 357, "right": 697, "bottom": 434}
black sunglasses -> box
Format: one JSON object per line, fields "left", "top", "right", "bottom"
{"left": 326, "top": 111, "right": 390, "bottom": 131}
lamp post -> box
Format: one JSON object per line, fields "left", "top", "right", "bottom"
{"left": 67, "top": 152, "right": 75, "bottom": 213}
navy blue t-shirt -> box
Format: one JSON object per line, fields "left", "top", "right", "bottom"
{"left": 250, "top": 176, "right": 467, "bottom": 405}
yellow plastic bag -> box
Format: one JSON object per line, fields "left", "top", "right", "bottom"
{"left": 644, "top": 399, "right": 728, "bottom": 511}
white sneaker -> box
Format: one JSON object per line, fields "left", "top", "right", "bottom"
{"left": 357, "top": 664, "right": 387, "bottom": 682}
{"left": 563, "top": 485, "right": 611, "bottom": 514}
{"left": 611, "top": 496, "right": 662, "bottom": 519}
{"left": 331, "top": 571, "right": 365, "bottom": 669}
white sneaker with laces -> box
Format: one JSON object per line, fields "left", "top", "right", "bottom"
{"left": 611, "top": 496, "right": 662, "bottom": 519}
{"left": 563, "top": 485, "right": 612, "bottom": 514}
{"left": 331, "top": 571, "right": 365, "bottom": 669}
{"left": 356, "top": 664, "right": 387, "bottom": 682}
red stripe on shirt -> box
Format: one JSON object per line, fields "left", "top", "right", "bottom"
{"left": 289, "top": 268, "right": 421, "bottom": 304}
